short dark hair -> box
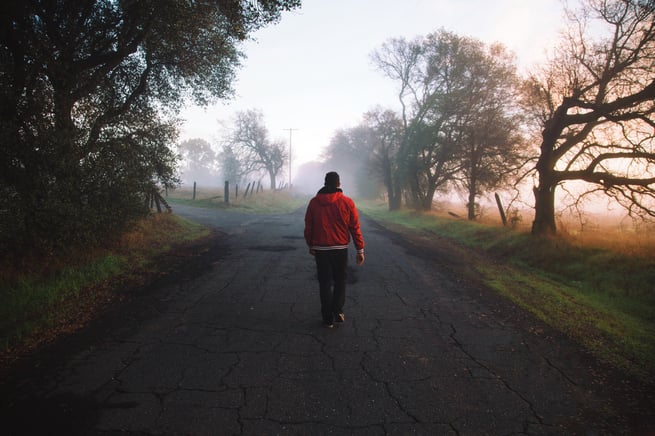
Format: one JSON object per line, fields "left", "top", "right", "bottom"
{"left": 324, "top": 171, "right": 340, "bottom": 187}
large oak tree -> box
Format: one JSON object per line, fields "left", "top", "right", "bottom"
{"left": 0, "top": 0, "right": 300, "bottom": 251}
{"left": 526, "top": 0, "right": 655, "bottom": 236}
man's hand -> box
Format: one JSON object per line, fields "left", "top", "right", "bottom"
{"left": 309, "top": 249, "right": 316, "bottom": 256}
{"left": 356, "top": 252, "right": 365, "bottom": 266}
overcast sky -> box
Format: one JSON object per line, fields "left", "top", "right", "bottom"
{"left": 179, "top": 0, "right": 568, "bottom": 179}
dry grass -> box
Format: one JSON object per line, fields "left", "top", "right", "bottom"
{"left": 425, "top": 200, "right": 655, "bottom": 260}
{"left": 167, "top": 186, "right": 309, "bottom": 213}
{"left": 556, "top": 221, "right": 655, "bottom": 259}
{"left": 167, "top": 185, "right": 224, "bottom": 201}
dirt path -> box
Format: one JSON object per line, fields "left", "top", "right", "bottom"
{"left": 2, "top": 205, "right": 653, "bottom": 435}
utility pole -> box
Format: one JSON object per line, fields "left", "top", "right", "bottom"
{"left": 283, "top": 128, "right": 299, "bottom": 189}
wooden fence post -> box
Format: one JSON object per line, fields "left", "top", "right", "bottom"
{"left": 495, "top": 193, "right": 507, "bottom": 226}
{"left": 152, "top": 193, "right": 160, "bottom": 212}
{"left": 192, "top": 181, "right": 196, "bottom": 200}
{"left": 224, "top": 181, "right": 230, "bottom": 203}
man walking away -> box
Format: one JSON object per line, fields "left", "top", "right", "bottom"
{"left": 304, "top": 172, "right": 365, "bottom": 328}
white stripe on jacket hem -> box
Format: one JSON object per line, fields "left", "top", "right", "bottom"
{"left": 311, "top": 245, "right": 364, "bottom": 253}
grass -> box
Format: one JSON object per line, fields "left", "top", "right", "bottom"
{"left": 359, "top": 200, "right": 655, "bottom": 381}
{"left": 166, "top": 187, "right": 309, "bottom": 214}
{"left": 0, "top": 213, "right": 210, "bottom": 359}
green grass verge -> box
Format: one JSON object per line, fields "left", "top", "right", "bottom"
{"left": 0, "top": 214, "right": 210, "bottom": 354}
{"left": 359, "top": 201, "right": 655, "bottom": 381}
{"left": 0, "top": 254, "right": 125, "bottom": 351}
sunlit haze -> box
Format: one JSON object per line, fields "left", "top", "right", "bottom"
{"left": 179, "top": 0, "right": 566, "bottom": 182}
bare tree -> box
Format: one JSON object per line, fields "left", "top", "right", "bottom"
{"left": 525, "top": 0, "right": 655, "bottom": 236}
{"left": 226, "top": 109, "right": 286, "bottom": 190}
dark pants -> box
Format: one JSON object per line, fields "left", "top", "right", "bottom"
{"left": 314, "top": 249, "right": 348, "bottom": 323}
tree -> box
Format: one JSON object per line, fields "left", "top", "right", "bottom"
{"left": 218, "top": 144, "right": 243, "bottom": 187}
{"left": 525, "top": 0, "right": 655, "bottom": 236}
{"left": 363, "top": 108, "right": 404, "bottom": 209}
{"left": 0, "top": 0, "right": 300, "bottom": 252}
{"left": 322, "top": 125, "right": 380, "bottom": 199}
{"left": 178, "top": 138, "right": 217, "bottom": 186}
{"left": 372, "top": 30, "right": 522, "bottom": 212}
{"left": 458, "top": 109, "right": 525, "bottom": 220}
{"left": 372, "top": 34, "right": 457, "bottom": 211}
{"left": 226, "top": 109, "right": 286, "bottom": 190}
{"left": 450, "top": 43, "right": 525, "bottom": 220}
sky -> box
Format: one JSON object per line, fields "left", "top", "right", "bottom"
{"left": 179, "top": 0, "right": 568, "bottom": 181}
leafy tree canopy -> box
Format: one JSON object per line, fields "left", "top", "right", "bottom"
{"left": 371, "top": 30, "right": 524, "bottom": 212}
{"left": 0, "top": 0, "right": 300, "bottom": 253}
{"left": 178, "top": 138, "right": 217, "bottom": 186}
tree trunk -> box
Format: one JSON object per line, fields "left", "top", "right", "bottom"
{"left": 408, "top": 175, "right": 424, "bottom": 210}
{"left": 381, "top": 159, "right": 401, "bottom": 211}
{"left": 269, "top": 172, "right": 276, "bottom": 190}
{"left": 420, "top": 184, "right": 436, "bottom": 211}
{"left": 467, "top": 162, "right": 478, "bottom": 220}
{"left": 532, "top": 183, "right": 557, "bottom": 236}
{"left": 532, "top": 120, "right": 561, "bottom": 236}
{"left": 388, "top": 185, "right": 402, "bottom": 211}
{"left": 467, "top": 190, "right": 476, "bottom": 221}
{"left": 421, "top": 196, "right": 432, "bottom": 211}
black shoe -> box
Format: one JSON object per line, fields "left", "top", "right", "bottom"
{"left": 323, "top": 321, "right": 334, "bottom": 329}
{"left": 334, "top": 312, "right": 345, "bottom": 323}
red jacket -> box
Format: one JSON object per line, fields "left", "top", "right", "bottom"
{"left": 304, "top": 189, "right": 364, "bottom": 253}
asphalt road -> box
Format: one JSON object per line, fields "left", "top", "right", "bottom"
{"left": 2, "top": 204, "right": 654, "bottom": 435}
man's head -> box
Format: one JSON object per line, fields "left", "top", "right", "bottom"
{"left": 324, "top": 171, "right": 340, "bottom": 188}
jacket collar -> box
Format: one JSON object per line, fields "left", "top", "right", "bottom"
{"left": 317, "top": 186, "right": 342, "bottom": 194}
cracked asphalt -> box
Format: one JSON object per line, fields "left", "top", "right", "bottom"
{"left": 2, "top": 204, "right": 654, "bottom": 435}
